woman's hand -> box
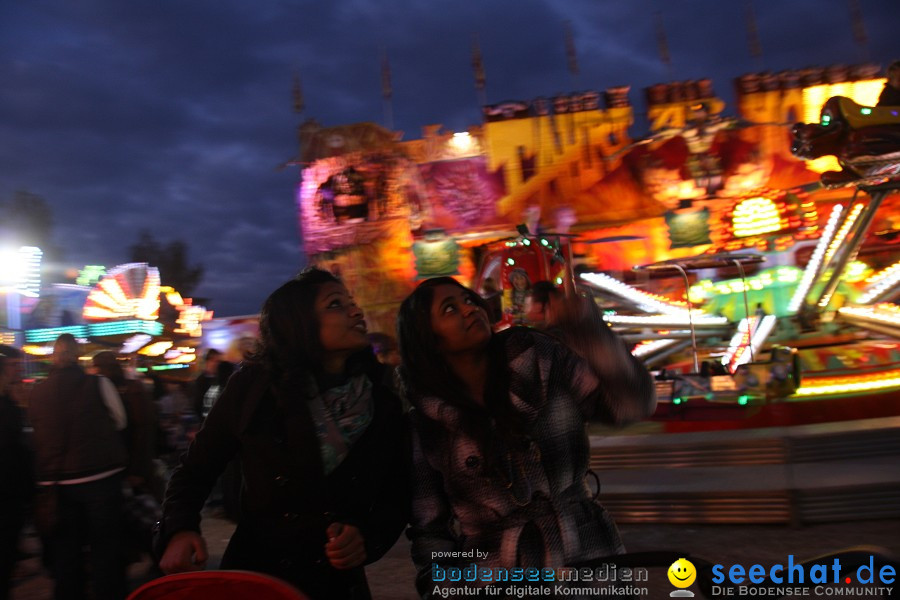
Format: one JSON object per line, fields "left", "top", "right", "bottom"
{"left": 546, "top": 271, "right": 599, "bottom": 328}
{"left": 159, "top": 531, "right": 209, "bottom": 574}
{"left": 325, "top": 522, "right": 367, "bottom": 569}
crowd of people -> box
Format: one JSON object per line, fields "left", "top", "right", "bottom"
{"left": 0, "top": 338, "right": 243, "bottom": 600}
{"left": 0, "top": 266, "right": 657, "bottom": 600}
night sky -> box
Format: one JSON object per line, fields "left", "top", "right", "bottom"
{"left": 1, "top": 0, "right": 895, "bottom": 316}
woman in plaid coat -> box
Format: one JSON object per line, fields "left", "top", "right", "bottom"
{"left": 397, "top": 277, "right": 656, "bottom": 598}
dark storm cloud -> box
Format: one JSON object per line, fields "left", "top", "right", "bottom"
{"left": 1, "top": 0, "right": 895, "bottom": 316}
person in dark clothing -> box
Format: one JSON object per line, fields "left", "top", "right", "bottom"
{"left": 192, "top": 349, "right": 222, "bottom": 420}
{"left": 877, "top": 60, "right": 900, "bottom": 107}
{"left": 397, "top": 276, "right": 656, "bottom": 598}
{"left": 0, "top": 345, "right": 32, "bottom": 600}
{"left": 479, "top": 277, "right": 503, "bottom": 325}
{"left": 29, "top": 334, "right": 129, "bottom": 600}
{"left": 91, "top": 351, "right": 161, "bottom": 498}
{"left": 523, "top": 279, "right": 561, "bottom": 328}
{"left": 201, "top": 359, "right": 235, "bottom": 420}
{"left": 157, "top": 268, "right": 408, "bottom": 600}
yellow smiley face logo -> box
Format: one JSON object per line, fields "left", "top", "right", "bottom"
{"left": 668, "top": 558, "right": 697, "bottom": 588}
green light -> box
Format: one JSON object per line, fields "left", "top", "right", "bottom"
{"left": 25, "top": 325, "right": 87, "bottom": 343}
{"left": 88, "top": 320, "right": 163, "bottom": 337}
{"left": 26, "top": 320, "right": 164, "bottom": 343}
{"left": 861, "top": 107, "right": 872, "bottom": 115}
{"left": 738, "top": 395, "right": 749, "bottom": 406}
{"left": 555, "top": 277, "right": 563, "bottom": 285}
{"left": 672, "top": 397, "right": 682, "bottom": 405}
{"left": 522, "top": 239, "right": 531, "bottom": 246}
{"left": 540, "top": 239, "right": 549, "bottom": 246}
{"left": 821, "top": 114, "right": 831, "bottom": 125}
{"left": 506, "top": 258, "right": 515, "bottom": 266}
{"left": 76, "top": 265, "right": 106, "bottom": 287}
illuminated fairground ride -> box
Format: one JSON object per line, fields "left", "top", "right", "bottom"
{"left": 583, "top": 100, "right": 900, "bottom": 526}
{"left": 287, "top": 66, "right": 900, "bottom": 523}
{"left": 572, "top": 96, "right": 900, "bottom": 433}
{"left": 20, "top": 263, "right": 213, "bottom": 376}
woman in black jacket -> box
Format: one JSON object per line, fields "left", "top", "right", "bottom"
{"left": 157, "top": 268, "right": 408, "bottom": 599}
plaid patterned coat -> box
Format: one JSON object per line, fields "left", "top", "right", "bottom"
{"left": 408, "top": 325, "right": 655, "bottom": 596}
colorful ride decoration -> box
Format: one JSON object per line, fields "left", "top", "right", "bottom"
{"left": 83, "top": 263, "right": 161, "bottom": 322}
{"left": 471, "top": 233, "right": 570, "bottom": 328}
{"left": 22, "top": 263, "right": 212, "bottom": 363}
{"left": 792, "top": 96, "right": 900, "bottom": 187}
{"left": 291, "top": 63, "right": 900, "bottom": 411}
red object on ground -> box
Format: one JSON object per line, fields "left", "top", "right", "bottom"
{"left": 126, "top": 571, "right": 309, "bottom": 600}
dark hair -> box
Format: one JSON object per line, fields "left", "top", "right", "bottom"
{"left": 92, "top": 351, "right": 126, "bottom": 387}
{"left": 216, "top": 360, "right": 235, "bottom": 386}
{"left": 530, "top": 280, "right": 561, "bottom": 307}
{"left": 398, "top": 277, "right": 527, "bottom": 477}
{"left": 203, "top": 348, "right": 222, "bottom": 362}
{"left": 253, "top": 267, "right": 370, "bottom": 380}
{"left": 397, "top": 277, "right": 493, "bottom": 404}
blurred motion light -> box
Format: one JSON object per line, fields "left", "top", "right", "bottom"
{"left": 733, "top": 197, "right": 782, "bottom": 237}
{"left": 449, "top": 132, "right": 474, "bottom": 153}
{"left": 788, "top": 204, "right": 844, "bottom": 313}
{"left": 0, "top": 246, "right": 42, "bottom": 297}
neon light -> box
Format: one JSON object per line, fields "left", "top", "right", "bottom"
{"left": 137, "top": 364, "right": 191, "bottom": 372}
{"left": 823, "top": 203, "right": 864, "bottom": 265}
{"left": 732, "top": 197, "right": 783, "bottom": 237}
{"left": 604, "top": 314, "right": 729, "bottom": 326}
{"left": 838, "top": 304, "right": 900, "bottom": 327}
{"left": 22, "top": 344, "right": 54, "bottom": 356}
{"left": 720, "top": 315, "right": 776, "bottom": 372}
{"left": 76, "top": 266, "right": 106, "bottom": 287}
{"left": 788, "top": 204, "right": 844, "bottom": 313}
{"left": 83, "top": 263, "right": 161, "bottom": 322}
{"left": 795, "top": 370, "right": 900, "bottom": 396}
{"left": 580, "top": 272, "right": 691, "bottom": 315}
{"left": 689, "top": 267, "right": 801, "bottom": 302}
{"left": 631, "top": 338, "right": 679, "bottom": 358}
{"left": 138, "top": 341, "right": 173, "bottom": 357}
{"left": 843, "top": 260, "right": 871, "bottom": 283}
{"left": 120, "top": 334, "right": 153, "bottom": 354}
{"left": 173, "top": 304, "right": 212, "bottom": 337}
{"left": 88, "top": 320, "right": 163, "bottom": 337}
{"left": 859, "top": 260, "right": 900, "bottom": 304}
{"left": 26, "top": 319, "right": 165, "bottom": 342}
{"left": 0, "top": 246, "right": 42, "bottom": 297}
{"left": 24, "top": 325, "right": 86, "bottom": 343}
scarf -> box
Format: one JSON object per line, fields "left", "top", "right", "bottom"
{"left": 307, "top": 373, "right": 374, "bottom": 475}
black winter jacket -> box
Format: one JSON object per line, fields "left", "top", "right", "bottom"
{"left": 157, "top": 360, "right": 409, "bottom": 599}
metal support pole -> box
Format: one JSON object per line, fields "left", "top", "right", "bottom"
{"left": 732, "top": 259, "right": 754, "bottom": 363}
{"left": 669, "top": 263, "right": 700, "bottom": 373}
{"left": 813, "top": 189, "right": 886, "bottom": 309}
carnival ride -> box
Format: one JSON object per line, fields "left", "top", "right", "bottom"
{"left": 572, "top": 98, "right": 900, "bottom": 526}
{"left": 470, "top": 94, "right": 900, "bottom": 433}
